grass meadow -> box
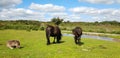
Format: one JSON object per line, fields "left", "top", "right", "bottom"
{"left": 0, "top": 30, "right": 120, "bottom": 58}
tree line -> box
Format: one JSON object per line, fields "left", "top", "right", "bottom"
{"left": 0, "top": 18, "right": 120, "bottom": 34}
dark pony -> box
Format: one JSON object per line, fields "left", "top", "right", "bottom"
{"left": 45, "top": 25, "right": 62, "bottom": 45}
{"left": 72, "top": 27, "right": 82, "bottom": 44}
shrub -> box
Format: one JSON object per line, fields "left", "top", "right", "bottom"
{"left": 40, "top": 26, "right": 45, "bottom": 30}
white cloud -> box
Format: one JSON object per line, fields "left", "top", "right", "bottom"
{"left": 29, "top": 3, "right": 65, "bottom": 12}
{"left": 0, "top": 0, "right": 22, "bottom": 9}
{"left": 117, "top": 0, "right": 120, "bottom": 3}
{"left": 0, "top": 2, "right": 67, "bottom": 21}
{"left": 78, "top": 0, "right": 120, "bottom": 4}
{"left": 70, "top": 7, "right": 120, "bottom": 22}
{"left": 50, "top": 12, "right": 68, "bottom": 18}
{"left": 70, "top": 7, "right": 120, "bottom": 16}
{"left": 67, "top": 15, "right": 82, "bottom": 22}
{"left": 69, "top": 7, "right": 99, "bottom": 15}
{"left": 1, "top": 6, "right": 120, "bottom": 22}
{"left": 0, "top": 8, "right": 45, "bottom": 21}
{"left": 0, "top": 1, "right": 120, "bottom": 22}
{"left": 28, "top": 3, "right": 67, "bottom": 21}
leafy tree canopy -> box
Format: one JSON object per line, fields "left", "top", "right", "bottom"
{"left": 51, "top": 17, "right": 63, "bottom": 25}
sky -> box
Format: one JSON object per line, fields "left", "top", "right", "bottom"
{"left": 0, "top": 0, "right": 120, "bottom": 22}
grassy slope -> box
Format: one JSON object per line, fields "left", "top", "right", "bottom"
{"left": 60, "top": 22, "right": 120, "bottom": 34}
{"left": 0, "top": 30, "right": 120, "bottom": 58}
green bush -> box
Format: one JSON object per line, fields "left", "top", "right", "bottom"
{"left": 97, "top": 29, "right": 106, "bottom": 33}
{"left": 62, "top": 27, "right": 67, "bottom": 30}
{"left": 111, "top": 31, "right": 120, "bottom": 34}
{"left": 40, "top": 26, "right": 45, "bottom": 30}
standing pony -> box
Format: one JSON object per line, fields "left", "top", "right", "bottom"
{"left": 72, "top": 27, "right": 82, "bottom": 44}
{"left": 45, "top": 25, "right": 62, "bottom": 45}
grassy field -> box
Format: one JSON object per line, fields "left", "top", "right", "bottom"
{"left": 0, "top": 30, "right": 120, "bottom": 58}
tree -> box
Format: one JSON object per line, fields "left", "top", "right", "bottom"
{"left": 51, "top": 17, "right": 63, "bottom": 25}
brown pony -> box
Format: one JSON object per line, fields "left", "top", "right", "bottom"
{"left": 6, "top": 40, "right": 20, "bottom": 49}
{"left": 45, "top": 25, "right": 62, "bottom": 45}
{"left": 72, "top": 27, "right": 82, "bottom": 44}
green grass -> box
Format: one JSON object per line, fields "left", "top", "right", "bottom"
{"left": 0, "top": 30, "right": 120, "bottom": 58}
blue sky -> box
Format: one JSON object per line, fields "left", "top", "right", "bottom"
{"left": 0, "top": 0, "right": 120, "bottom": 22}
{"left": 18, "top": 0, "right": 120, "bottom": 9}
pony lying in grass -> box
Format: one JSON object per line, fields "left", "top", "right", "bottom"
{"left": 6, "top": 40, "right": 20, "bottom": 49}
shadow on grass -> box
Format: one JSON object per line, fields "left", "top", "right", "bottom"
{"left": 59, "top": 41, "right": 65, "bottom": 43}
{"left": 19, "top": 47, "right": 24, "bottom": 49}
{"left": 47, "top": 41, "right": 65, "bottom": 45}
{"left": 53, "top": 41, "right": 65, "bottom": 44}
{"left": 77, "top": 42, "right": 84, "bottom": 46}
{"left": 0, "top": 44, "right": 3, "bottom": 46}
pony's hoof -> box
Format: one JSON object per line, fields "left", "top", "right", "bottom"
{"left": 53, "top": 42, "right": 56, "bottom": 44}
{"left": 47, "top": 43, "right": 50, "bottom": 45}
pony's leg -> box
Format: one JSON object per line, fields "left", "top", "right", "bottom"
{"left": 7, "top": 44, "right": 14, "bottom": 49}
{"left": 74, "top": 36, "right": 77, "bottom": 44}
{"left": 46, "top": 30, "right": 50, "bottom": 45}
{"left": 9, "top": 46, "right": 14, "bottom": 49}
{"left": 57, "top": 36, "right": 60, "bottom": 43}
{"left": 47, "top": 37, "right": 50, "bottom": 45}
{"left": 53, "top": 37, "right": 56, "bottom": 43}
{"left": 78, "top": 36, "right": 81, "bottom": 44}
{"left": 46, "top": 34, "right": 50, "bottom": 45}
